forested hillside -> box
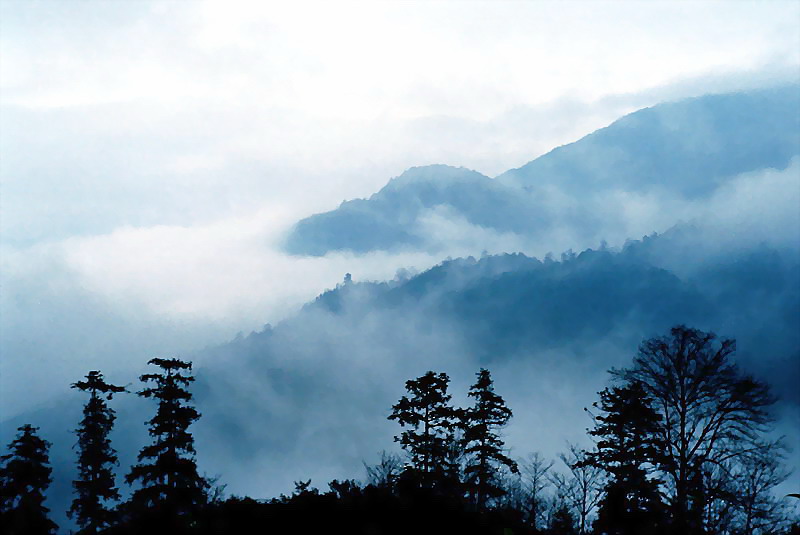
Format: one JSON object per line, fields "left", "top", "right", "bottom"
{"left": 2, "top": 87, "right": 798, "bottom": 534}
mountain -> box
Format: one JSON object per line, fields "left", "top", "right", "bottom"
{"left": 497, "top": 85, "right": 800, "bottom": 196}
{"left": 8, "top": 230, "right": 798, "bottom": 529}
{"left": 284, "top": 86, "right": 800, "bottom": 256}
{"left": 284, "top": 165, "right": 536, "bottom": 255}
{"left": 3, "top": 86, "right": 798, "bottom": 531}
{"left": 186, "top": 233, "right": 800, "bottom": 506}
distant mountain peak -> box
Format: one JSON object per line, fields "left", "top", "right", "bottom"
{"left": 497, "top": 85, "right": 800, "bottom": 195}
{"left": 377, "top": 165, "right": 493, "bottom": 197}
{"left": 284, "top": 86, "right": 800, "bottom": 256}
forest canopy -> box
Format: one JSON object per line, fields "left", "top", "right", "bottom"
{"left": 0, "top": 325, "right": 796, "bottom": 535}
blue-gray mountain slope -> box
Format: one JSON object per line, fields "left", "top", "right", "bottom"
{"left": 285, "top": 86, "right": 800, "bottom": 256}
{"left": 284, "top": 165, "right": 538, "bottom": 255}
{"left": 3, "top": 232, "right": 798, "bottom": 530}
{"left": 497, "top": 85, "right": 800, "bottom": 196}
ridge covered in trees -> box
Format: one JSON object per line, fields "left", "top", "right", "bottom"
{"left": 0, "top": 326, "right": 797, "bottom": 534}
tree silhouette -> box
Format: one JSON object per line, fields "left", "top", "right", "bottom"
{"left": 705, "top": 440, "right": 792, "bottom": 534}
{"left": 125, "top": 358, "right": 208, "bottom": 523}
{"left": 461, "top": 368, "right": 518, "bottom": 510}
{"left": 549, "top": 500, "right": 578, "bottom": 535}
{"left": 584, "top": 382, "right": 666, "bottom": 535}
{"left": 388, "top": 371, "right": 458, "bottom": 490}
{"left": 0, "top": 425, "right": 57, "bottom": 535}
{"left": 520, "top": 452, "right": 554, "bottom": 531}
{"left": 363, "top": 450, "right": 403, "bottom": 489}
{"left": 736, "top": 442, "right": 792, "bottom": 533}
{"left": 551, "top": 445, "right": 603, "bottom": 535}
{"left": 613, "top": 325, "right": 777, "bottom": 535}
{"left": 69, "top": 370, "right": 126, "bottom": 534}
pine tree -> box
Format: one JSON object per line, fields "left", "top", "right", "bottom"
{"left": 0, "top": 425, "right": 58, "bottom": 535}
{"left": 585, "top": 382, "right": 666, "bottom": 535}
{"left": 461, "top": 368, "right": 518, "bottom": 510}
{"left": 388, "top": 371, "right": 458, "bottom": 490}
{"left": 125, "top": 358, "right": 208, "bottom": 522}
{"left": 69, "top": 370, "right": 126, "bottom": 534}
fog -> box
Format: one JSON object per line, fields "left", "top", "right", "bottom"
{"left": 5, "top": 217, "right": 797, "bottom": 528}
{"left": 3, "top": 93, "right": 799, "bottom": 528}
{"left": 4, "top": 154, "right": 797, "bottom": 416}
{"left": 2, "top": 1, "right": 800, "bottom": 531}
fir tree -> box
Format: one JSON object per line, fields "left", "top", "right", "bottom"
{"left": 461, "top": 368, "right": 518, "bottom": 510}
{"left": 388, "top": 371, "right": 458, "bottom": 490}
{"left": 125, "top": 358, "right": 208, "bottom": 522}
{"left": 584, "top": 382, "right": 666, "bottom": 535}
{"left": 69, "top": 370, "right": 126, "bottom": 534}
{"left": 0, "top": 425, "right": 57, "bottom": 535}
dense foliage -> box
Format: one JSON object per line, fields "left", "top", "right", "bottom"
{"left": 462, "top": 368, "right": 519, "bottom": 510}
{"left": 0, "top": 425, "right": 58, "bottom": 535}
{"left": 124, "top": 358, "right": 209, "bottom": 529}
{"left": 70, "top": 371, "right": 126, "bottom": 534}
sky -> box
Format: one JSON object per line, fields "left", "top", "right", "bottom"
{"left": 1, "top": 0, "right": 800, "bottom": 414}
{"left": 2, "top": 2, "right": 800, "bottom": 526}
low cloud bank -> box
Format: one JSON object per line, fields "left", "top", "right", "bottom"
{"left": 1, "top": 89, "right": 797, "bottom": 532}
{"left": 2, "top": 156, "right": 797, "bottom": 416}
{"left": 5, "top": 226, "right": 797, "bottom": 530}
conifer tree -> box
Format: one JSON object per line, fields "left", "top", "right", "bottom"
{"left": 69, "top": 370, "right": 126, "bottom": 534}
{"left": 0, "top": 425, "right": 57, "bottom": 535}
{"left": 388, "top": 371, "right": 458, "bottom": 489}
{"left": 584, "top": 382, "right": 666, "bottom": 535}
{"left": 125, "top": 358, "right": 208, "bottom": 521}
{"left": 461, "top": 368, "right": 518, "bottom": 510}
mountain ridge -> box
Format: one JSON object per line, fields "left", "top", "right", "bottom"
{"left": 496, "top": 85, "right": 800, "bottom": 194}
{"left": 285, "top": 85, "right": 800, "bottom": 256}
{"left": 4, "top": 229, "right": 799, "bottom": 530}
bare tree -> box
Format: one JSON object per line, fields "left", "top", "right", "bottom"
{"left": 550, "top": 444, "right": 603, "bottom": 535}
{"left": 702, "top": 461, "right": 738, "bottom": 535}
{"left": 363, "top": 450, "right": 403, "bottom": 489}
{"left": 547, "top": 475, "right": 579, "bottom": 535}
{"left": 613, "top": 325, "right": 778, "bottom": 534}
{"left": 495, "top": 472, "right": 527, "bottom": 512}
{"left": 520, "top": 452, "right": 554, "bottom": 530}
{"left": 731, "top": 441, "right": 792, "bottom": 535}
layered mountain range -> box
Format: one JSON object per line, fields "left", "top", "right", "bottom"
{"left": 4, "top": 86, "right": 799, "bottom": 529}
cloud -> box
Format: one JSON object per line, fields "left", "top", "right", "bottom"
{"left": 1, "top": 3, "right": 798, "bottom": 528}
{"left": 2, "top": 0, "right": 799, "bottom": 248}
{"left": 57, "top": 211, "right": 441, "bottom": 326}
{"left": 2, "top": 155, "right": 796, "bottom": 421}
{"left": 0, "top": 207, "right": 446, "bottom": 417}
{"left": 4, "top": 1, "right": 798, "bottom": 112}
{"left": 46, "top": 158, "right": 798, "bottom": 328}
